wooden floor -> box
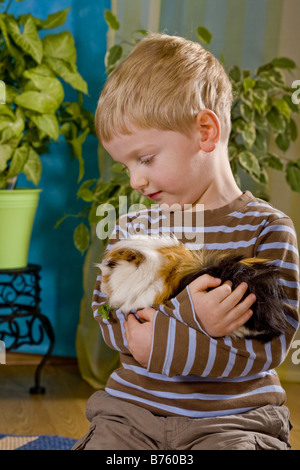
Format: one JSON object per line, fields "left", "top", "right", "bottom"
{"left": 0, "top": 353, "right": 95, "bottom": 441}
{"left": 0, "top": 353, "right": 299, "bottom": 449}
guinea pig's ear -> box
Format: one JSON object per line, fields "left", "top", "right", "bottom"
{"left": 113, "top": 248, "right": 145, "bottom": 267}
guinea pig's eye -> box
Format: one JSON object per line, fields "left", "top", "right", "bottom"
{"left": 107, "top": 260, "right": 117, "bottom": 268}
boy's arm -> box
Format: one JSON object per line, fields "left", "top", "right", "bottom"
{"left": 92, "top": 215, "right": 137, "bottom": 355}
{"left": 92, "top": 273, "right": 130, "bottom": 354}
{"left": 147, "top": 217, "right": 299, "bottom": 377}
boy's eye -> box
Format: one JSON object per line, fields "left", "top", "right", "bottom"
{"left": 140, "top": 155, "right": 154, "bottom": 165}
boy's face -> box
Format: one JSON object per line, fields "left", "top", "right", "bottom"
{"left": 103, "top": 124, "right": 213, "bottom": 210}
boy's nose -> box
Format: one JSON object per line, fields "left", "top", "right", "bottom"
{"left": 130, "top": 171, "right": 148, "bottom": 192}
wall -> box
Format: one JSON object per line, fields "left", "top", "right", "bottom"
{"left": 7, "top": 0, "right": 110, "bottom": 356}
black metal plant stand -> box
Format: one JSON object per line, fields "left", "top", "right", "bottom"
{"left": 0, "top": 264, "right": 55, "bottom": 394}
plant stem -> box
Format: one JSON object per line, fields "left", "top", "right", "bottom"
{"left": 7, "top": 176, "right": 17, "bottom": 190}
{"left": 4, "top": 0, "right": 13, "bottom": 13}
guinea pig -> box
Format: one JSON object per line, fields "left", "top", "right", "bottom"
{"left": 97, "top": 234, "right": 289, "bottom": 342}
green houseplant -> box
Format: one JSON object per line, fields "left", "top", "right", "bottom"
{"left": 0, "top": 0, "right": 94, "bottom": 268}
{"left": 63, "top": 10, "right": 300, "bottom": 255}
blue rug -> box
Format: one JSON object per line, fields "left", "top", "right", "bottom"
{"left": 0, "top": 433, "right": 77, "bottom": 450}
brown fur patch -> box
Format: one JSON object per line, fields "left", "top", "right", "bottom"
{"left": 154, "top": 245, "right": 202, "bottom": 304}
{"left": 240, "top": 257, "right": 270, "bottom": 267}
{"left": 105, "top": 248, "right": 146, "bottom": 267}
{"left": 101, "top": 274, "right": 112, "bottom": 296}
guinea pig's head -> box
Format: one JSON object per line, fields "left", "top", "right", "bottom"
{"left": 97, "top": 234, "right": 179, "bottom": 313}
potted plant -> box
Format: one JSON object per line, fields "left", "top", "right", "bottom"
{"left": 61, "top": 10, "right": 300, "bottom": 255}
{"left": 0, "top": 1, "right": 94, "bottom": 269}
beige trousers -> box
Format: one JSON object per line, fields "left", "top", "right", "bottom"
{"left": 72, "top": 390, "right": 292, "bottom": 450}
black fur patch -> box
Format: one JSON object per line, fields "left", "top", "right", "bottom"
{"left": 174, "top": 254, "right": 289, "bottom": 342}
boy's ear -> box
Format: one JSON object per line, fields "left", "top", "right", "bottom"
{"left": 196, "top": 110, "right": 220, "bottom": 152}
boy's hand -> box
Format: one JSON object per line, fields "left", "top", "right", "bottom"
{"left": 123, "top": 308, "right": 156, "bottom": 367}
{"left": 188, "top": 275, "right": 256, "bottom": 337}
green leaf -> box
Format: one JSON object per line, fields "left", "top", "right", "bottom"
{"left": 0, "top": 14, "right": 26, "bottom": 74}
{"left": 243, "top": 77, "right": 256, "bottom": 93}
{"left": 23, "top": 146, "right": 42, "bottom": 185}
{"left": 254, "top": 112, "right": 269, "bottom": 130}
{"left": 0, "top": 115, "right": 13, "bottom": 134}
{"left": 0, "top": 79, "right": 5, "bottom": 104}
{"left": 255, "top": 76, "right": 274, "bottom": 91}
{"left": 283, "top": 93, "right": 299, "bottom": 113}
{"left": 25, "top": 63, "right": 55, "bottom": 77}
{"left": 242, "top": 122, "right": 256, "bottom": 149}
{"left": 73, "top": 223, "right": 90, "bottom": 254}
{"left": 105, "top": 44, "right": 123, "bottom": 69}
{"left": 7, "top": 145, "right": 29, "bottom": 178}
{"left": 0, "top": 107, "right": 24, "bottom": 142}
{"left": 276, "top": 132, "right": 290, "bottom": 152}
{"left": 61, "top": 121, "right": 83, "bottom": 141}
{"left": 23, "top": 68, "right": 64, "bottom": 106}
{"left": 240, "top": 101, "right": 254, "bottom": 122}
{"left": 273, "top": 98, "right": 291, "bottom": 120}
{"left": 252, "top": 88, "right": 267, "bottom": 113}
{"left": 264, "top": 152, "right": 284, "bottom": 171}
{"left": 43, "top": 56, "right": 88, "bottom": 94}
{"left": 290, "top": 118, "right": 298, "bottom": 142}
{"left": 30, "top": 114, "right": 59, "bottom": 140}
{"left": 64, "top": 102, "right": 81, "bottom": 118}
{"left": 0, "top": 104, "right": 15, "bottom": 120}
{"left": 254, "top": 129, "right": 268, "bottom": 153}
{"left": 4, "top": 84, "right": 18, "bottom": 103}
{"left": 88, "top": 205, "right": 98, "bottom": 225}
{"left": 267, "top": 108, "right": 286, "bottom": 133}
{"left": 68, "top": 128, "right": 90, "bottom": 182}
{"left": 286, "top": 161, "right": 300, "bottom": 193}
{"left": 232, "top": 118, "right": 246, "bottom": 133}
{"left": 0, "top": 144, "right": 13, "bottom": 171}
{"left": 256, "top": 62, "right": 273, "bottom": 75}
{"left": 77, "top": 188, "right": 94, "bottom": 202}
{"left": 77, "top": 179, "right": 97, "bottom": 200}
{"left": 271, "top": 57, "right": 297, "bottom": 70}
{"left": 238, "top": 151, "right": 261, "bottom": 177}
{"left": 6, "top": 15, "right": 43, "bottom": 64}
{"left": 97, "top": 303, "right": 113, "bottom": 320}
{"left": 34, "top": 8, "right": 71, "bottom": 30}
{"left": 42, "top": 31, "right": 77, "bottom": 64}
{"left": 104, "top": 10, "right": 120, "bottom": 30}
{"left": 15, "top": 90, "right": 58, "bottom": 114}
{"left": 262, "top": 69, "right": 285, "bottom": 88}
{"left": 228, "top": 65, "right": 241, "bottom": 83}
{"left": 259, "top": 166, "right": 268, "bottom": 185}
{"left": 134, "top": 29, "right": 148, "bottom": 36}
{"left": 196, "top": 26, "right": 212, "bottom": 45}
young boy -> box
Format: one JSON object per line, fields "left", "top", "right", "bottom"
{"left": 73, "top": 34, "right": 299, "bottom": 450}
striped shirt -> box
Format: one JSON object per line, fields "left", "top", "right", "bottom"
{"left": 92, "top": 191, "right": 299, "bottom": 417}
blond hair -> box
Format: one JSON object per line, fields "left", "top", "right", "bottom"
{"left": 95, "top": 33, "right": 233, "bottom": 143}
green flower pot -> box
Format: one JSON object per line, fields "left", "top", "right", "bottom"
{"left": 0, "top": 189, "right": 41, "bottom": 269}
